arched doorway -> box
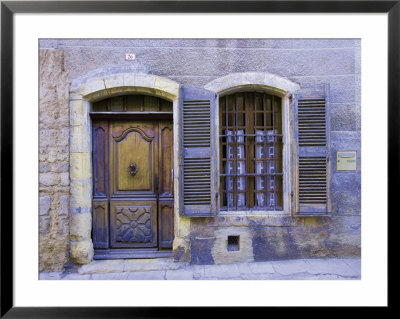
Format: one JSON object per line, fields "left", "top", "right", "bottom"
{"left": 91, "top": 94, "right": 174, "bottom": 259}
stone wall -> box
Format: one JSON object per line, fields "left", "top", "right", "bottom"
{"left": 39, "top": 39, "right": 361, "bottom": 268}
{"left": 39, "top": 49, "right": 70, "bottom": 271}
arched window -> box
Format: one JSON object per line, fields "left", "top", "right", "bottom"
{"left": 219, "top": 92, "right": 283, "bottom": 211}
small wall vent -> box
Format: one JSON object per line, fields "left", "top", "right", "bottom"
{"left": 227, "top": 236, "right": 240, "bottom": 251}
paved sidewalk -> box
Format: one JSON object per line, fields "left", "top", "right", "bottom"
{"left": 40, "top": 257, "right": 361, "bottom": 280}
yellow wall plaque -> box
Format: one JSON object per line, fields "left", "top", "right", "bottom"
{"left": 336, "top": 151, "right": 357, "bottom": 171}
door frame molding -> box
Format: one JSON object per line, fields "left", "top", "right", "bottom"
{"left": 68, "top": 72, "right": 185, "bottom": 264}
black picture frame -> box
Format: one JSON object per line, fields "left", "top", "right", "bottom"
{"left": 1, "top": 0, "right": 395, "bottom": 317}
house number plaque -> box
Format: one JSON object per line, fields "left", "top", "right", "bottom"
{"left": 336, "top": 151, "right": 357, "bottom": 171}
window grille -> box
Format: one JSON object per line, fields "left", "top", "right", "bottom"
{"left": 219, "top": 92, "right": 283, "bottom": 211}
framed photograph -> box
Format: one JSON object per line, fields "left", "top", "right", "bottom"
{"left": 1, "top": 0, "right": 395, "bottom": 316}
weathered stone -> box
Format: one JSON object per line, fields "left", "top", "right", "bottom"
{"left": 331, "top": 172, "right": 361, "bottom": 216}
{"left": 70, "top": 99, "right": 86, "bottom": 126}
{"left": 306, "top": 258, "right": 359, "bottom": 277}
{"left": 59, "top": 161, "right": 69, "bottom": 172}
{"left": 70, "top": 125, "right": 91, "bottom": 153}
{"left": 204, "top": 264, "right": 241, "bottom": 279}
{"left": 330, "top": 103, "right": 361, "bottom": 131}
{"left": 91, "top": 272, "right": 129, "bottom": 280}
{"left": 211, "top": 227, "right": 254, "bottom": 264}
{"left": 78, "top": 77, "right": 106, "bottom": 97}
{"left": 172, "top": 236, "right": 191, "bottom": 262}
{"left": 56, "top": 38, "right": 360, "bottom": 50}
{"left": 70, "top": 179, "right": 92, "bottom": 210}
{"left": 154, "top": 76, "right": 179, "bottom": 98}
{"left": 70, "top": 212, "right": 92, "bottom": 240}
{"left": 248, "top": 261, "right": 276, "bottom": 274}
{"left": 39, "top": 215, "right": 51, "bottom": 234}
{"left": 40, "top": 172, "right": 60, "bottom": 186}
{"left": 288, "top": 223, "right": 331, "bottom": 258}
{"left": 205, "top": 72, "right": 299, "bottom": 94}
{"left": 58, "top": 127, "right": 70, "bottom": 146}
{"left": 60, "top": 172, "right": 69, "bottom": 186}
{"left": 165, "top": 269, "right": 194, "bottom": 280}
{"left": 252, "top": 226, "right": 300, "bottom": 261}
{"left": 39, "top": 162, "right": 51, "bottom": 173}
{"left": 60, "top": 195, "right": 69, "bottom": 215}
{"left": 62, "top": 273, "right": 92, "bottom": 280}
{"left": 124, "top": 258, "right": 181, "bottom": 272}
{"left": 39, "top": 272, "right": 62, "bottom": 280}
{"left": 271, "top": 259, "right": 309, "bottom": 275}
{"left": 127, "top": 271, "right": 166, "bottom": 280}
{"left": 342, "top": 258, "right": 361, "bottom": 276}
{"left": 70, "top": 239, "right": 94, "bottom": 265}
{"left": 39, "top": 196, "right": 51, "bottom": 215}
{"left": 62, "top": 45, "right": 356, "bottom": 81}
{"left": 103, "top": 73, "right": 124, "bottom": 89}
{"left": 40, "top": 129, "right": 59, "bottom": 147}
{"left": 78, "top": 259, "right": 125, "bottom": 274}
{"left": 57, "top": 215, "right": 70, "bottom": 236}
{"left": 190, "top": 237, "right": 216, "bottom": 265}
{"left": 324, "top": 216, "right": 361, "bottom": 256}
{"left": 39, "top": 235, "right": 68, "bottom": 271}
{"left": 290, "top": 75, "right": 358, "bottom": 104}
{"left": 70, "top": 152, "right": 91, "bottom": 180}
{"left": 177, "top": 217, "right": 191, "bottom": 237}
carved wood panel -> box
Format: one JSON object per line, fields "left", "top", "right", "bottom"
{"left": 110, "top": 201, "right": 157, "bottom": 248}
{"left": 110, "top": 121, "right": 158, "bottom": 197}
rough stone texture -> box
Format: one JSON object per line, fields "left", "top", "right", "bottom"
{"left": 39, "top": 257, "right": 361, "bottom": 280}
{"left": 60, "top": 46, "right": 356, "bottom": 81}
{"left": 70, "top": 239, "right": 94, "bottom": 265}
{"left": 330, "top": 131, "right": 361, "bottom": 216}
{"left": 38, "top": 39, "right": 361, "bottom": 268}
{"left": 39, "top": 49, "right": 70, "bottom": 271}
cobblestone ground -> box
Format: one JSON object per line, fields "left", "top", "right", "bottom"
{"left": 40, "top": 257, "right": 361, "bottom": 280}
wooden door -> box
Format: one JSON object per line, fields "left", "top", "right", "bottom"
{"left": 92, "top": 120, "right": 174, "bottom": 254}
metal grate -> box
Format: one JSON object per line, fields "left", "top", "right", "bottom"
{"left": 298, "top": 98, "right": 326, "bottom": 147}
{"left": 183, "top": 100, "right": 211, "bottom": 148}
{"left": 227, "top": 235, "right": 240, "bottom": 251}
{"left": 219, "top": 92, "right": 283, "bottom": 211}
{"left": 299, "top": 156, "right": 327, "bottom": 204}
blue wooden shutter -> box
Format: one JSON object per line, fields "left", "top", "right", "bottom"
{"left": 294, "top": 84, "right": 331, "bottom": 215}
{"left": 179, "top": 86, "right": 218, "bottom": 217}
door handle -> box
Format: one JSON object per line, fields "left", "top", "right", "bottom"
{"left": 128, "top": 162, "right": 138, "bottom": 176}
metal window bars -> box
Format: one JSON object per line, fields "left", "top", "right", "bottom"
{"left": 219, "top": 92, "right": 283, "bottom": 211}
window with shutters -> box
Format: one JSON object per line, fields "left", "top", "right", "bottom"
{"left": 219, "top": 92, "right": 283, "bottom": 211}
{"left": 180, "top": 83, "right": 330, "bottom": 217}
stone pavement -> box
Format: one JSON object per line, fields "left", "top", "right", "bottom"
{"left": 40, "top": 257, "right": 361, "bottom": 280}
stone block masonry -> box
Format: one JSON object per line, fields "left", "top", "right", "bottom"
{"left": 39, "top": 49, "right": 70, "bottom": 271}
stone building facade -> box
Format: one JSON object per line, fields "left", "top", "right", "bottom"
{"left": 39, "top": 39, "right": 361, "bottom": 271}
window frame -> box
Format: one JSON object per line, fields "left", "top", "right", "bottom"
{"left": 215, "top": 88, "right": 293, "bottom": 215}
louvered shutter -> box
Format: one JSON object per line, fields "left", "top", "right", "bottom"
{"left": 179, "top": 86, "right": 218, "bottom": 217}
{"left": 294, "top": 84, "right": 331, "bottom": 215}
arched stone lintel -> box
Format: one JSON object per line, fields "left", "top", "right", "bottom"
{"left": 204, "top": 72, "right": 300, "bottom": 96}
{"left": 68, "top": 72, "right": 180, "bottom": 265}
{"left": 70, "top": 73, "right": 180, "bottom": 102}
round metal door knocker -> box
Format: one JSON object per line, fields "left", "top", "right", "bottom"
{"left": 128, "top": 162, "right": 138, "bottom": 176}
